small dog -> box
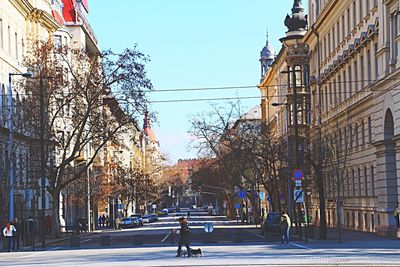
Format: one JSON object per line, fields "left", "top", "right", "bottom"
{"left": 190, "top": 248, "right": 203, "bottom": 257}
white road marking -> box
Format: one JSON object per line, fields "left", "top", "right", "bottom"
{"left": 20, "top": 246, "right": 61, "bottom": 258}
{"left": 81, "top": 239, "right": 92, "bottom": 243}
{"left": 161, "top": 233, "right": 170, "bottom": 243}
{"left": 290, "top": 242, "right": 312, "bottom": 250}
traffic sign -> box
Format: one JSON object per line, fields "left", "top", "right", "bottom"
{"left": 234, "top": 203, "right": 241, "bottom": 209}
{"left": 294, "top": 190, "right": 304, "bottom": 203}
{"left": 295, "top": 180, "right": 302, "bottom": 187}
{"left": 238, "top": 191, "right": 246, "bottom": 199}
{"left": 294, "top": 169, "right": 303, "bottom": 180}
{"left": 259, "top": 192, "right": 265, "bottom": 201}
{"left": 204, "top": 222, "right": 214, "bottom": 233}
{"left": 267, "top": 195, "right": 271, "bottom": 203}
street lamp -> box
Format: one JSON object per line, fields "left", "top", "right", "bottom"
{"left": 271, "top": 102, "right": 292, "bottom": 219}
{"left": 8, "top": 72, "right": 32, "bottom": 221}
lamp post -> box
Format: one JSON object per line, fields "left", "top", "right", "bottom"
{"left": 8, "top": 72, "right": 32, "bottom": 221}
{"left": 271, "top": 102, "right": 292, "bottom": 219}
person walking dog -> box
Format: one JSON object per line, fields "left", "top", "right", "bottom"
{"left": 176, "top": 217, "right": 191, "bottom": 257}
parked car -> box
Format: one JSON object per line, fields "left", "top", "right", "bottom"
{"left": 260, "top": 212, "right": 281, "bottom": 235}
{"left": 130, "top": 214, "right": 143, "bottom": 226}
{"left": 142, "top": 214, "right": 151, "bottom": 223}
{"left": 211, "top": 208, "right": 221, "bottom": 216}
{"left": 149, "top": 214, "right": 159, "bottom": 222}
{"left": 120, "top": 217, "right": 135, "bottom": 229}
{"left": 161, "top": 208, "right": 169, "bottom": 216}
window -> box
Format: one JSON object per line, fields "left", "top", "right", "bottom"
{"left": 353, "top": 1, "right": 356, "bottom": 29}
{"left": 366, "top": 0, "right": 370, "bottom": 14}
{"left": 332, "top": 27, "right": 336, "bottom": 48}
{"left": 367, "top": 49, "right": 371, "bottom": 84}
{"left": 54, "top": 35, "right": 62, "bottom": 49}
{"left": 360, "top": 0, "right": 363, "bottom": 20}
{"left": 342, "top": 15, "right": 345, "bottom": 40}
{"left": 8, "top": 26, "right": 11, "bottom": 54}
{"left": 338, "top": 75, "right": 342, "bottom": 103}
{"left": 343, "top": 70, "right": 347, "bottom": 99}
{"left": 0, "top": 19, "right": 3, "bottom": 49}
{"left": 350, "top": 125, "right": 353, "bottom": 148}
{"left": 364, "top": 166, "right": 368, "bottom": 196}
{"left": 362, "top": 120, "right": 365, "bottom": 145}
{"left": 294, "top": 65, "right": 302, "bottom": 87}
{"left": 15, "top": 32, "right": 18, "bottom": 60}
{"left": 337, "top": 22, "right": 340, "bottom": 45}
{"left": 333, "top": 79, "right": 337, "bottom": 105}
{"left": 347, "top": 169, "right": 351, "bottom": 196}
{"left": 358, "top": 168, "right": 362, "bottom": 196}
{"left": 354, "top": 60, "right": 358, "bottom": 91}
{"left": 347, "top": 8, "right": 351, "bottom": 35}
{"left": 360, "top": 55, "right": 364, "bottom": 88}
{"left": 390, "top": 12, "right": 398, "bottom": 64}
{"left": 374, "top": 43, "right": 379, "bottom": 79}
{"left": 348, "top": 65, "right": 352, "bottom": 96}
{"left": 328, "top": 32, "right": 331, "bottom": 53}
{"left": 368, "top": 117, "right": 372, "bottom": 143}
{"left": 355, "top": 124, "right": 359, "bottom": 146}
{"left": 352, "top": 169, "right": 356, "bottom": 196}
{"left": 371, "top": 214, "right": 375, "bottom": 230}
{"left": 371, "top": 165, "right": 375, "bottom": 196}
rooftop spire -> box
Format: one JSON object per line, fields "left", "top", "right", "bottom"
{"left": 284, "top": 0, "right": 307, "bottom": 33}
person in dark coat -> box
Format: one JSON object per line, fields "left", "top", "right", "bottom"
{"left": 176, "top": 217, "right": 191, "bottom": 257}
{"left": 12, "top": 218, "right": 21, "bottom": 251}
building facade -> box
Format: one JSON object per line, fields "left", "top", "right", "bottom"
{"left": 260, "top": 0, "right": 400, "bottom": 237}
{"left": 306, "top": 0, "right": 400, "bottom": 237}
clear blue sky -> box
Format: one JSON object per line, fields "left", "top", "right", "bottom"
{"left": 89, "top": 0, "right": 308, "bottom": 164}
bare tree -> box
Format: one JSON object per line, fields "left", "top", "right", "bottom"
{"left": 21, "top": 41, "right": 153, "bottom": 236}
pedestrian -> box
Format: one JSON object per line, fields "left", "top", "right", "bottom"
{"left": 102, "top": 215, "right": 106, "bottom": 227}
{"left": 394, "top": 202, "right": 399, "bottom": 229}
{"left": 186, "top": 211, "right": 190, "bottom": 219}
{"left": 3, "top": 222, "right": 16, "bottom": 252}
{"left": 280, "top": 211, "right": 291, "bottom": 245}
{"left": 98, "top": 216, "right": 103, "bottom": 227}
{"left": 115, "top": 217, "right": 121, "bottom": 230}
{"left": 105, "top": 215, "right": 109, "bottom": 227}
{"left": 176, "top": 217, "right": 191, "bottom": 257}
{"left": 45, "top": 215, "right": 52, "bottom": 234}
{"left": 12, "top": 218, "right": 21, "bottom": 251}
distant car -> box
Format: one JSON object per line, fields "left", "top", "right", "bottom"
{"left": 167, "top": 207, "right": 175, "bottom": 213}
{"left": 130, "top": 214, "right": 143, "bottom": 226}
{"left": 174, "top": 212, "right": 187, "bottom": 221}
{"left": 120, "top": 217, "right": 135, "bottom": 228}
{"left": 261, "top": 212, "right": 281, "bottom": 235}
{"left": 161, "top": 209, "right": 168, "bottom": 216}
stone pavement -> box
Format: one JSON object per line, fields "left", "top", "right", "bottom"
{"left": 0, "top": 242, "right": 399, "bottom": 266}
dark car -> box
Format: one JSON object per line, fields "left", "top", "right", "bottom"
{"left": 130, "top": 214, "right": 143, "bottom": 226}
{"left": 260, "top": 212, "right": 281, "bottom": 235}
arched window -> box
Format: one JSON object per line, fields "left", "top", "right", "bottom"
{"left": 303, "top": 65, "right": 310, "bottom": 88}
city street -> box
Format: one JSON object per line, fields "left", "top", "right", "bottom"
{"left": 1, "top": 209, "right": 399, "bottom": 266}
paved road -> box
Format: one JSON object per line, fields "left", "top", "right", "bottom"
{"left": 1, "top": 242, "right": 399, "bottom": 266}
{"left": 49, "top": 209, "right": 269, "bottom": 247}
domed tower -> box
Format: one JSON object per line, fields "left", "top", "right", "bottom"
{"left": 260, "top": 31, "right": 275, "bottom": 78}
{"left": 280, "top": 0, "right": 310, "bottom": 170}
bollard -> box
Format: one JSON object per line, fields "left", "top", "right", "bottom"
{"left": 70, "top": 236, "right": 80, "bottom": 247}
{"left": 100, "top": 235, "right": 111, "bottom": 246}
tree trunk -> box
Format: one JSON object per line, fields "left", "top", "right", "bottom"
{"left": 317, "top": 167, "right": 327, "bottom": 239}
{"left": 51, "top": 189, "right": 61, "bottom": 238}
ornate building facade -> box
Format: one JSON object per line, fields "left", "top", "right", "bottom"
{"left": 306, "top": 0, "right": 399, "bottom": 237}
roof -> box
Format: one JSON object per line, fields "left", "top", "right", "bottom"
{"left": 143, "top": 112, "right": 157, "bottom": 142}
